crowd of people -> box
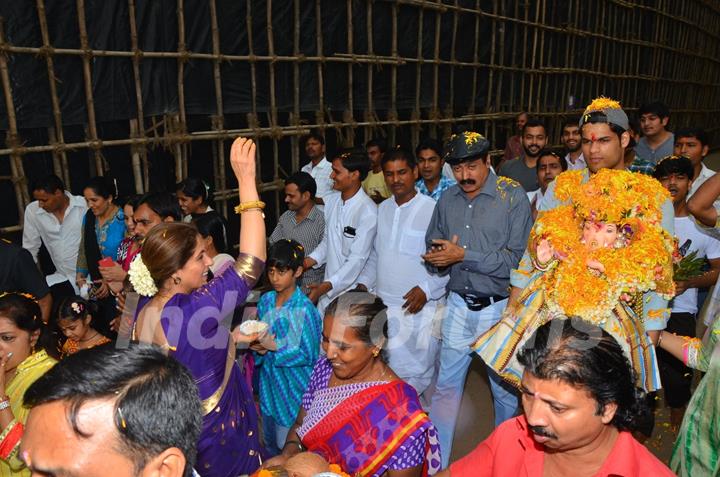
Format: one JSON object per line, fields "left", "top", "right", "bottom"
{"left": 0, "top": 96, "right": 719, "bottom": 477}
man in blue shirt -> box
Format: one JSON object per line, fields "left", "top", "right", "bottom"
{"left": 415, "top": 138, "right": 456, "bottom": 201}
{"left": 423, "top": 131, "right": 532, "bottom": 467}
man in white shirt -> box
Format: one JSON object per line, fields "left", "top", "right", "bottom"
{"left": 561, "top": 118, "right": 586, "bottom": 170}
{"left": 653, "top": 157, "right": 720, "bottom": 428}
{"left": 357, "top": 149, "right": 448, "bottom": 396}
{"left": 305, "top": 151, "right": 377, "bottom": 313}
{"left": 23, "top": 175, "right": 87, "bottom": 299}
{"left": 674, "top": 127, "right": 714, "bottom": 197}
{"left": 300, "top": 131, "right": 334, "bottom": 205}
{"left": 526, "top": 150, "right": 567, "bottom": 221}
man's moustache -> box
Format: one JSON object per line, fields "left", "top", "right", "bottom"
{"left": 460, "top": 179, "right": 476, "bottom": 185}
{"left": 529, "top": 425, "right": 557, "bottom": 439}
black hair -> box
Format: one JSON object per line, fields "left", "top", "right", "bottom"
{"left": 304, "top": 129, "right": 325, "bottom": 146}
{"left": 415, "top": 138, "right": 444, "bottom": 158}
{"left": 675, "top": 127, "right": 709, "bottom": 147}
{"left": 581, "top": 111, "right": 627, "bottom": 139}
{"left": 381, "top": 148, "right": 417, "bottom": 169}
{"left": 175, "top": 177, "right": 210, "bottom": 205}
{"left": 192, "top": 211, "right": 229, "bottom": 254}
{"left": 522, "top": 118, "right": 547, "bottom": 135}
{"left": 31, "top": 174, "right": 65, "bottom": 194}
{"left": 365, "top": 137, "right": 388, "bottom": 153}
{"left": 121, "top": 194, "right": 141, "bottom": 210}
{"left": 84, "top": 176, "right": 118, "bottom": 200}
{"left": 627, "top": 113, "right": 641, "bottom": 136}
{"left": 0, "top": 292, "right": 60, "bottom": 360}
{"left": 137, "top": 192, "right": 182, "bottom": 222}
{"left": 285, "top": 171, "right": 317, "bottom": 199}
{"left": 24, "top": 344, "right": 202, "bottom": 477}
{"left": 561, "top": 117, "right": 581, "bottom": 130}
{"left": 653, "top": 155, "right": 695, "bottom": 181}
{"left": 57, "top": 296, "right": 98, "bottom": 326}
{"left": 267, "top": 239, "right": 305, "bottom": 273}
{"left": 536, "top": 149, "right": 568, "bottom": 172}
{"left": 638, "top": 101, "right": 670, "bottom": 119}
{"left": 517, "top": 318, "right": 649, "bottom": 432}
{"left": 325, "top": 291, "right": 388, "bottom": 350}
{"left": 335, "top": 150, "right": 371, "bottom": 182}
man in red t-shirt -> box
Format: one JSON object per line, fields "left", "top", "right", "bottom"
{"left": 439, "top": 319, "right": 674, "bottom": 477}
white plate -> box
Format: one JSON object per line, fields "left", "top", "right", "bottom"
{"left": 238, "top": 320, "right": 269, "bottom": 335}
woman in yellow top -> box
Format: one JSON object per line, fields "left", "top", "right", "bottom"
{"left": 0, "top": 292, "right": 58, "bottom": 476}
{"left": 55, "top": 297, "right": 111, "bottom": 358}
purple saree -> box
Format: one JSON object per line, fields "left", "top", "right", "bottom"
{"left": 297, "top": 358, "right": 442, "bottom": 476}
{"left": 134, "top": 254, "right": 265, "bottom": 477}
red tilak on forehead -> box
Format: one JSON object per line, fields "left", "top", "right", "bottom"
{"left": 591, "top": 133, "right": 597, "bottom": 141}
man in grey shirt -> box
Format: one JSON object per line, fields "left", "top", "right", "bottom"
{"left": 422, "top": 131, "right": 533, "bottom": 467}
{"left": 269, "top": 171, "right": 325, "bottom": 292}
{"left": 498, "top": 118, "right": 547, "bottom": 191}
{"left": 636, "top": 101, "right": 674, "bottom": 164}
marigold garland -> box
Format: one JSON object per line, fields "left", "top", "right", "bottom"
{"left": 530, "top": 169, "right": 675, "bottom": 323}
{"left": 584, "top": 96, "right": 623, "bottom": 113}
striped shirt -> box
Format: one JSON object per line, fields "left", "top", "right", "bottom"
{"left": 269, "top": 206, "right": 325, "bottom": 290}
{"left": 255, "top": 287, "right": 322, "bottom": 427}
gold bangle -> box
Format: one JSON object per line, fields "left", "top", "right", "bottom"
{"left": 234, "top": 200, "right": 265, "bottom": 214}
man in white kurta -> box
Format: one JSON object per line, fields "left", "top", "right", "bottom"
{"left": 306, "top": 152, "right": 377, "bottom": 313}
{"left": 358, "top": 149, "right": 448, "bottom": 395}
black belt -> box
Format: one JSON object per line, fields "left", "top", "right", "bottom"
{"left": 458, "top": 293, "right": 506, "bottom": 311}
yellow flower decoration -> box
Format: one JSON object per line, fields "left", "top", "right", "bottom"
{"left": 584, "top": 96, "right": 622, "bottom": 113}
{"left": 463, "top": 131, "right": 485, "bottom": 145}
{"left": 530, "top": 169, "right": 675, "bottom": 323}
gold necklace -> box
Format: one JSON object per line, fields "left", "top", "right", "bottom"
{"left": 78, "top": 331, "right": 100, "bottom": 343}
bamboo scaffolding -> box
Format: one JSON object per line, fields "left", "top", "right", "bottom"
{"left": 0, "top": 0, "right": 719, "bottom": 235}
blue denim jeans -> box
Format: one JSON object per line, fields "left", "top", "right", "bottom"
{"left": 429, "top": 292, "right": 519, "bottom": 467}
{"left": 261, "top": 414, "right": 291, "bottom": 457}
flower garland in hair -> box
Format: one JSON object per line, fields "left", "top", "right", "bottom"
{"left": 128, "top": 254, "right": 158, "bottom": 297}
{"left": 529, "top": 169, "right": 675, "bottom": 323}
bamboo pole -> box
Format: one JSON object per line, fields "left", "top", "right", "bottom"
{"left": 431, "top": 9, "right": 441, "bottom": 139}
{"left": 175, "top": 0, "right": 188, "bottom": 183}
{"left": 36, "top": 0, "right": 70, "bottom": 184}
{"left": 267, "top": 0, "right": 281, "bottom": 221}
{"left": 344, "top": 0, "right": 354, "bottom": 147}
{"left": 389, "top": 1, "right": 399, "bottom": 146}
{"left": 412, "top": 5, "right": 424, "bottom": 146}
{"left": 315, "top": 0, "right": 325, "bottom": 129}
{"left": 365, "top": 0, "right": 374, "bottom": 144}
{"left": 129, "top": 119, "right": 144, "bottom": 193}
{"left": 128, "top": 0, "right": 148, "bottom": 193}
{"left": 290, "top": 0, "right": 301, "bottom": 174}
{"left": 76, "top": 0, "right": 104, "bottom": 176}
{"left": 208, "top": 0, "right": 227, "bottom": 217}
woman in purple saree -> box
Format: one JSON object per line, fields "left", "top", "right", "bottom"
{"left": 266, "top": 291, "right": 442, "bottom": 477}
{"left": 128, "top": 137, "right": 266, "bottom": 477}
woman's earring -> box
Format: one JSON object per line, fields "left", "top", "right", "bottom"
{"left": 372, "top": 349, "right": 380, "bottom": 358}
{"left": 173, "top": 276, "right": 181, "bottom": 285}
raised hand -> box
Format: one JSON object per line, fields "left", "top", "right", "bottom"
{"left": 229, "top": 137, "right": 257, "bottom": 182}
